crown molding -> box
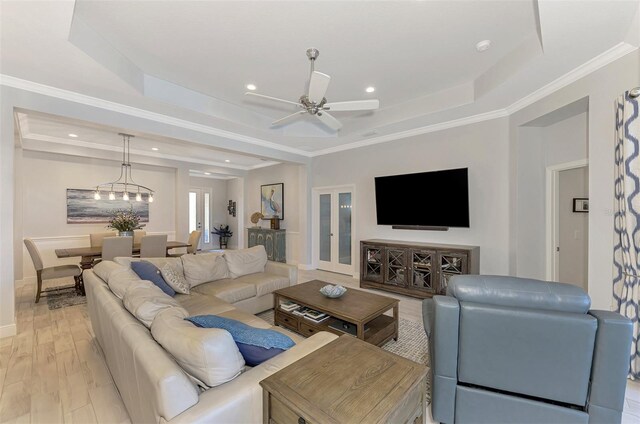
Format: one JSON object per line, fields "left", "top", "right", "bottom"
{"left": 506, "top": 42, "right": 638, "bottom": 114}
{"left": 308, "top": 108, "right": 510, "bottom": 157}
{"left": 2, "top": 42, "right": 638, "bottom": 160}
{"left": 0, "top": 74, "right": 312, "bottom": 157}
{"left": 22, "top": 133, "right": 252, "bottom": 171}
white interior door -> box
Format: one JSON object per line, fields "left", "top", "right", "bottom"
{"left": 189, "top": 187, "right": 213, "bottom": 251}
{"left": 315, "top": 187, "right": 354, "bottom": 275}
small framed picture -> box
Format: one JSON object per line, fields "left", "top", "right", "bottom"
{"left": 573, "top": 198, "right": 589, "bottom": 213}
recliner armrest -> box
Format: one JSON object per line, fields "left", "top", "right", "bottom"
{"left": 587, "top": 310, "right": 633, "bottom": 423}
{"left": 429, "top": 295, "right": 460, "bottom": 424}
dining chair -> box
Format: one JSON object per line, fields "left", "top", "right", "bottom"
{"left": 90, "top": 231, "right": 117, "bottom": 247}
{"left": 168, "top": 230, "right": 201, "bottom": 257}
{"left": 24, "top": 238, "right": 83, "bottom": 303}
{"left": 140, "top": 234, "right": 168, "bottom": 258}
{"left": 133, "top": 229, "right": 147, "bottom": 245}
{"left": 102, "top": 236, "right": 133, "bottom": 261}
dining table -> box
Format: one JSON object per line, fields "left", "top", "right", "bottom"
{"left": 55, "top": 240, "right": 191, "bottom": 270}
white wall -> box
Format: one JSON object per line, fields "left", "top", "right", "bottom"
{"left": 516, "top": 111, "right": 588, "bottom": 279}
{"left": 19, "top": 149, "right": 176, "bottom": 280}
{"left": 558, "top": 166, "right": 589, "bottom": 290}
{"left": 312, "top": 117, "right": 511, "bottom": 276}
{"left": 510, "top": 50, "right": 640, "bottom": 310}
{"left": 244, "top": 163, "right": 306, "bottom": 264}
{"left": 226, "top": 177, "right": 243, "bottom": 250}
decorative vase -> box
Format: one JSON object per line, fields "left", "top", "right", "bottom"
{"left": 119, "top": 231, "right": 134, "bottom": 237}
{"left": 219, "top": 236, "right": 229, "bottom": 249}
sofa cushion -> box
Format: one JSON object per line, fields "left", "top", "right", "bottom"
{"left": 122, "top": 283, "right": 185, "bottom": 327}
{"left": 223, "top": 246, "right": 268, "bottom": 278}
{"left": 186, "top": 315, "right": 295, "bottom": 366}
{"left": 160, "top": 263, "right": 190, "bottom": 294}
{"left": 175, "top": 292, "right": 236, "bottom": 316}
{"left": 181, "top": 253, "right": 229, "bottom": 287}
{"left": 131, "top": 261, "right": 176, "bottom": 297}
{"left": 235, "top": 272, "right": 290, "bottom": 297}
{"left": 96, "top": 264, "right": 144, "bottom": 299}
{"left": 151, "top": 307, "right": 245, "bottom": 388}
{"left": 192, "top": 279, "right": 257, "bottom": 304}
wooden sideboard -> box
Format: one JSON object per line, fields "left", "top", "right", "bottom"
{"left": 247, "top": 228, "right": 286, "bottom": 263}
{"left": 360, "top": 239, "right": 480, "bottom": 299}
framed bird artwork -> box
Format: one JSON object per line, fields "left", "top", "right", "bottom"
{"left": 260, "top": 183, "right": 284, "bottom": 220}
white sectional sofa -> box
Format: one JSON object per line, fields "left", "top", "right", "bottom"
{"left": 84, "top": 246, "right": 338, "bottom": 424}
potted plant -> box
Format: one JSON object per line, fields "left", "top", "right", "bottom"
{"left": 107, "top": 208, "right": 145, "bottom": 237}
{"left": 212, "top": 225, "right": 233, "bottom": 249}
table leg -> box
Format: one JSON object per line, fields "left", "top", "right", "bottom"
{"left": 79, "top": 256, "right": 94, "bottom": 270}
{"left": 357, "top": 322, "right": 365, "bottom": 340}
{"left": 393, "top": 304, "right": 399, "bottom": 341}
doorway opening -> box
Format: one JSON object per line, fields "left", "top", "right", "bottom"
{"left": 189, "top": 187, "right": 213, "bottom": 251}
{"left": 546, "top": 161, "right": 589, "bottom": 291}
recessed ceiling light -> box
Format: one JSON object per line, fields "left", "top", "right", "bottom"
{"left": 476, "top": 40, "right": 491, "bottom": 52}
{"left": 68, "top": 133, "right": 78, "bottom": 138}
{"left": 246, "top": 84, "right": 257, "bottom": 91}
{"left": 204, "top": 172, "right": 211, "bottom": 175}
{"left": 225, "top": 159, "right": 231, "bottom": 163}
{"left": 365, "top": 86, "right": 375, "bottom": 93}
{"left": 151, "top": 147, "right": 159, "bottom": 151}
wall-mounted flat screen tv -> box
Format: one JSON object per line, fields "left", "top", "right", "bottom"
{"left": 375, "top": 168, "right": 470, "bottom": 228}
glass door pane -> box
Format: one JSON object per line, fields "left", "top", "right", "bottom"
{"left": 203, "top": 192, "right": 210, "bottom": 245}
{"left": 338, "top": 192, "right": 352, "bottom": 265}
{"left": 319, "top": 194, "right": 332, "bottom": 262}
{"left": 188, "top": 192, "right": 197, "bottom": 233}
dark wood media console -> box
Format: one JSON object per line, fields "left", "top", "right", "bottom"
{"left": 360, "top": 239, "right": 480, "bottom": 299}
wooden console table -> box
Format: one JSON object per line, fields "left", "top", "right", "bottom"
{"left": 273, "top": 279, "right": 398, "bottom": 347}
{"left": 361, "top": 239, "right": 480, "bottom": 299}
{"left": 260, "top": 335, "right": 428, "bottom": 424}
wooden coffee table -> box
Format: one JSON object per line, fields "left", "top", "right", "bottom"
{"left": 273, "top": 279, "right": 399, "bottom": 346}
{"left": 260, "top": 335, "right": 428, "bottom": 424}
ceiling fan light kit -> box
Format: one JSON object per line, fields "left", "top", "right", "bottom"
{"left": 245, "top": 48, "right": 380, "bottom": 131}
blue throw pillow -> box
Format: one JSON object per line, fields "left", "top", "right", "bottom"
{"left": 186, "top": 315, "right": 295, "bottom": 366}
{"left": 131, "top": 261, "right": 176, "bottom": 297}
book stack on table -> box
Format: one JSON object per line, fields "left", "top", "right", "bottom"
{"left": 281, "top": 303, "right": 330, "bottom": 324}
{"left": 279, "top": 300, "right": 300, "bottom": 313}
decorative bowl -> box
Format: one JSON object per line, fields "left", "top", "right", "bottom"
{"left": 320, "top": 284, "right": 347, "bottom": 298}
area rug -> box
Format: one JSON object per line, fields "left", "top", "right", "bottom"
{"left": 257, "top": 309, "right": 432, "bottom": 403}
{"left": 46, "top": 287, "right": 86, "bottom": 310}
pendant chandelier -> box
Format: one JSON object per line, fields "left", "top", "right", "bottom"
{"left": 93, "top": 133, "right": 154, "bottom": 202}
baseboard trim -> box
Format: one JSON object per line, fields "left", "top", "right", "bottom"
{"left": 0, "top": 323, "right": 17, "bottom": 339}
{"left": 297, "top": 264, "right": 315, "bottom": 271}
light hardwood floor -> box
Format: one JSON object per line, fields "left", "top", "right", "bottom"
{"left": 1, "top": 271, "right": 640, "bottom": 423}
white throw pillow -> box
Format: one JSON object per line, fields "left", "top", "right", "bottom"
{"left": 160, "top": 263, "right": 190, "bottom": 294}
{"left": 181, "top": 253, "right": 229, "bottom": 287}
{"left": 151, "top": 307, "right": 245, "bottom": 388}
{"left": 122, "top": 283, "right": 184, "bottom": 327}
{"left": 224, "top": 246, "right": 268, "bottom": 278}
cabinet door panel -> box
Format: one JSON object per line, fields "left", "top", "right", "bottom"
{"left": 438, "top": 251, "right": 468, "bottom": 294}
{"left": 362, "top": 245, "right": 384, "bottom": 283}
{"left": 385, "top": 248, "right": 407, "bottom": 286}
{"left": 410, "top": 249, "right": 437, "bottom": 293}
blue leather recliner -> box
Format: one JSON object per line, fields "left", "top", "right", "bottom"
{"left": 423, "top": 275, "right": 633, "bottom": 424}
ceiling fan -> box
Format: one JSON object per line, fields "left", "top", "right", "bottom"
{"left": 245, "top": 48, "right": 380, "bottom": 131}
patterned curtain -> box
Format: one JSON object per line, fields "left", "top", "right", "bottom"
{"left": 613, "top": 91, "right": 640, "bottom": 379}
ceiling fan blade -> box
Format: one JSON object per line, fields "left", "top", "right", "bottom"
{"left": 315, "top": 111, "right": 343, "bottom": 131}
{"left": 245, "top": 92, "right": 301, "bottom": 107}
{"left": 324, "top": 99, "right": 380, "bottom": 111}
{"left": 308, "top": 71, "right": 331, "bottom": 103}
{"left": 271, "top": 110, "right": 307, "bottom": 126}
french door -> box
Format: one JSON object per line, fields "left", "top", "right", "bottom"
{"left": 314, "top": 186, "right": 355, "bottom": 275}
{"left": 188, "top": 187, "right": 213, "bottom": 251}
